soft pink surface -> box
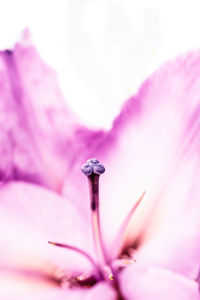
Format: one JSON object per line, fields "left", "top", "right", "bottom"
{"left": 0, "top": 41, "right": 200, "bottom": 299}
{"left": 93, "top": 52, "right": 200, "bottom": 280}
{"left": 120, "top": 263, "right": 200, "bottom": 300}
{"left": 0, "top": 182, "right": 95, "bottom": 271}
{"left": 0, "top": 44, "right": 106, "bottom": 192}
{"left": 0, "top": 182, "right": 118, "bottom": 299}
{"left": 0, "top": 282, "right": 117, "bottom": 300}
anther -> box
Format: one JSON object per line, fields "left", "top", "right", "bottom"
{"left": 108, "top": 274, "right": 114, "bottom": 280}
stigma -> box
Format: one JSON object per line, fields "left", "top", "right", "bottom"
{"left": 82, "top": 159, "right": 108, "bottom": 266}
{"left": 81, "top": 158, "right": 105, "bottom": 176}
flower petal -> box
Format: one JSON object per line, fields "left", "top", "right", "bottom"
{"left": 133, "top": 153, "right": 200, "bottom": 279}
{"left": 0, "top": 42, "right": 105, "bottom": 192}
{"left": 120, "top": 263, "right": 200, "bottom": 300}
{"left": 85, "top": 282, "right": 117, "bottom": 300}
{"left": 0, "top": 282, "right": 117, "bottom": 300}
{"left": 0, "top": 284, "right": 90, "bottom": 300}
{"left": 0, "top": 274, "right": 61, "bottom": 299}
{"left": 0, "top": 181, "right": 95, "bottom": 297}
{"left": 86, "top": 51, "right": 200, "bottom": 275}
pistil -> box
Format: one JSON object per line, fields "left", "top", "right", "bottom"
{"left": 81, "top": 159, "right": 108, "bottom": 267}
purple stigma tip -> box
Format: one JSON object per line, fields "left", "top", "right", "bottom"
{"left": 81, "top": 159, "right": 105, "bottom": 176}
{"left": 87, "top": 158, "right": 99, "bottom": 165}
{"left": 93, "top": 163, "right": 105, "bottom": 175}
{"left": 81, "top": 163, "right": 93, "bottom": 176}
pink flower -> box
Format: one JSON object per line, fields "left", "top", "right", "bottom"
{"left": 0, "top": 43, "right": 200, "bottom": 299}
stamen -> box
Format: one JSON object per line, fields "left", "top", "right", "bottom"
{"left": 81, "top": 159, "right": 107, "bottom": 266}
{"left": 111, "top": 191, "right": 146, "bottom": 259}
{"left": 48, "top": 241, "right": 103, "bottom": 279}
{"left": 77, "top": 272, "right": 91, "bottom": 282}
{"left": 76, "top": 269, "right": 98, "bottom": 287}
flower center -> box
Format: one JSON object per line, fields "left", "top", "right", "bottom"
{"left": 49, "top": 158, "right": 145, "bottom": 290}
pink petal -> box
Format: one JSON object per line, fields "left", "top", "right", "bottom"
{"left": 0, "top": 276, "right": 63, "bottom": 299}
{"left": 133, "top": 155, "right": 200, "bottom": 279}
{"left": 2, "top": 282, "right": 117, "bottom": 300}
{"left": 87, "top": 52, "right": 200, "bottom": 272}
{"left": 0, "top": 41, "right": 105, "bottom": 192}
{"left": 0, "top": 181, "right": 95, "bottom": 297}
{"left": 0, "top": 284, "right": 91, "bottom": 300}
{"left": 85, "top": 282, "right": 117, "bottom": 300}
{"left": 25, "top": 288, "right": 88, "bottom": 300}
{"left": 120, "top": 263, "right": 200, "bottom": 300}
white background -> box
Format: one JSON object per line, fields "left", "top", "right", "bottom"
{"left": 0, "top": 0, "right": 200, "bottom": 128}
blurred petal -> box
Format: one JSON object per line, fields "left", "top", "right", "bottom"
{"left": 24, "top": 288, "right": 88, "bottom": 300}
{"left": 0, "top": 274, "right": 61, "bottom": 299}
{"left": 133, "top": 152, "right": 200, "bottom": 279}
{"left": 0, "top": 283, "right": 94, "bottom": 300}
{"left": 0, "top": 282, "right": 117, "bottom": 300}
{"left": 0, "top": 181, "right": 96, "bottom": 297}
{"left": 0, "top": 41, "right": 105, "bottom": 192}
{"left": 85, "top": 282, "right": 117, "bottom": 300}
{"left": 120, "top": 263, "right": 200, "bottom": 300}
{"left": 84, "top": 51, "right": 200, "bottom": 271}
